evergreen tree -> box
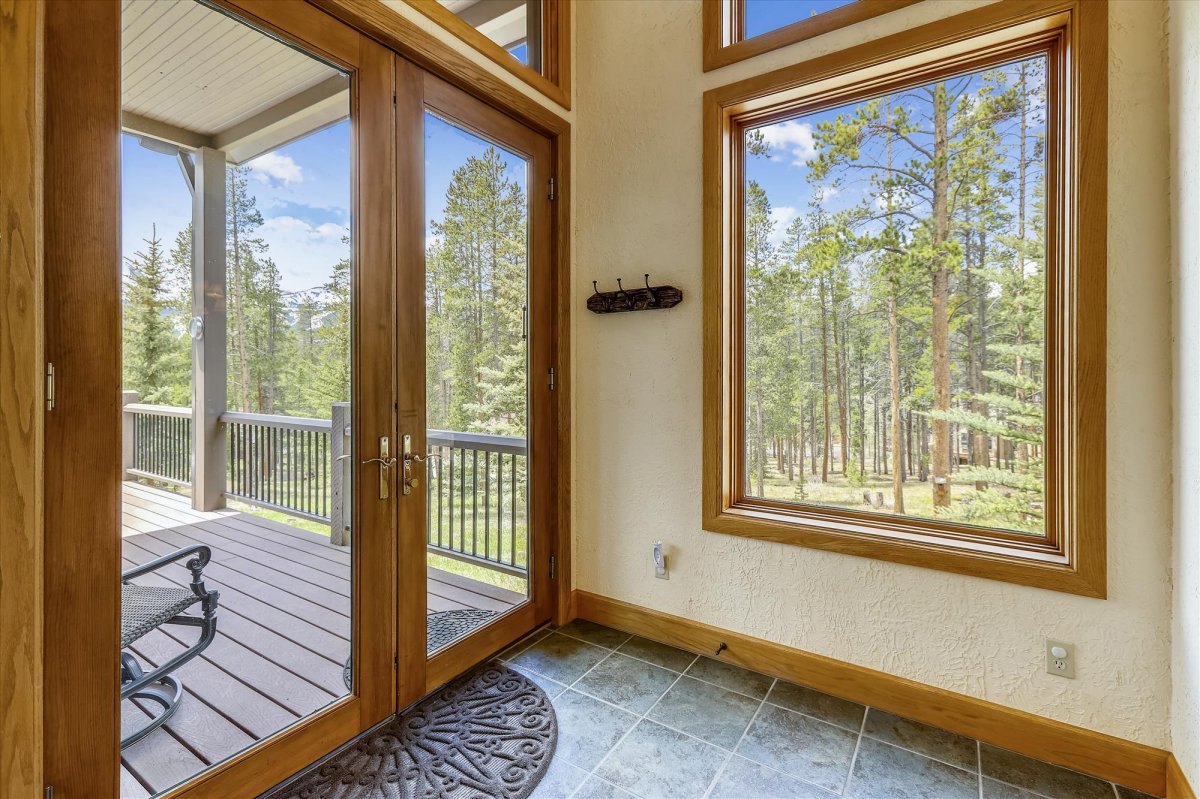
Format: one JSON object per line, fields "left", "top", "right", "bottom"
{"left": 123, "top": 226, "right": 189, "bottom": 404}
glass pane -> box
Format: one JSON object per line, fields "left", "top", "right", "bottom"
{"left": 119, "top": 1, "right": 353, "bottom": 794}
{"left": 424, "top": 111, "right": 531, "bottom": 654}
{"left": 439, "top": 0, "right": 543, "bottom": 71}
{"left": 744, "top": 0, "right": 857, "bottom": 39}
{"left": 742, "top": 54, "right": 1049, "bottom": 536}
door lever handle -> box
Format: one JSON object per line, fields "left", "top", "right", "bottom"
{"left": 363, "top": 437, "right": 394, "bottom": 499}
{"left": 400, "top": 434, "right": 443, "bottom": 495}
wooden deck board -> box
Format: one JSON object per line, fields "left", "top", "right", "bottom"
{"left": 118, "top": 483, "right": 526, "bottom": 796}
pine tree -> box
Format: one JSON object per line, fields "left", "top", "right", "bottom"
{"left": 123, "top": 226, "right": 189, "bottom": 404}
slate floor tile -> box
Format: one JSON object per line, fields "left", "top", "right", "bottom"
{"left": 596, "top": 720, "right": 725, "bottom": 799}
{"left": 575, "top": 653, "right": 678, "bottom": 714}
{"left": 980, "top": 744, "right": 1115, "bottom": 799}
{"left": 646, "top": 675, "right": 761, "bottom": 749}
{"left": 555, "top": 619, "right": 631, "bottom": 649}
{"left": 708, "top": 755, "right": 838, "bottom": 799}
{"left": 512, "top": 633, "right": 609, "bottom": 685}
{"left": 736, "top": 703, "right": 858, "bottom": 792}
{"left": 766, "top": 680, "right": 866, "bottom": 732}
{"left": 981, "top": 777, "right": 1042, "bottom": 798}
{"left": 497, "top": 628, "right": 551, "bottom": 662}
{"left": 529, "top": 757, "right": 590, "bottom": 799}
{"left": 505, "top": 661, "right": 569, "bottom": 699}
{"left": 1116, "top": 788, "right": 1162, "bottom": 799}
{"left": 550, "top": 689, "right": 639, "bottom": 771}
{"left": 845, "top": 738, "right": 978, "bottom": 799}
{"left": 616, "top": 636, "right": 697, "bottom": 673}
{"left": 574, "top": 776, "right": 639, "bottom": 799}
{"left": 685, "top": 656, "right": 774, "bottom": 699}
{"left": 862, "top": 708, "right": 977, "bottom": 771}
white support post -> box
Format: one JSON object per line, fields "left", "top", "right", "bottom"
{"left": 329, "top": 402, "right": 352, "bottom": 546}
{"left": 191, "top": 147, "right": 227, "bottom": 511}
{"left": 122, "top": 390, "right": 140, "bottom": 481}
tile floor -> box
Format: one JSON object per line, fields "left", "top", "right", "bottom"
{"left": 495, "top": 620, "right": 1159, "bottom": 799}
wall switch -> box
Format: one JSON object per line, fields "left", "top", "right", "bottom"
{"left": 652, "top": 541, "right": 669, "bottom": 580}
{"left": 1046, "top": 640, "right": 1075, "bottom": 678}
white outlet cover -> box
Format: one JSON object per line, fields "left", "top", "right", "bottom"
{"left": 1045, "top": 640, "right": 1075, "bottom": 679}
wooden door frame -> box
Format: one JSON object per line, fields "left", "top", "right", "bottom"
{"left": 411, "top": 70, "right": 557, "bottom": 694}
{"left": 41, "top": 2, "right": 397, "bottom": 797}
{"left": 309, "top": 0, "right": 575, "bottom": 665}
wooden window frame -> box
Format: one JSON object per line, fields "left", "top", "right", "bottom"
{"left": 702, "top": 0, "right": 1107, "bottom": 597}
{"left": 402, "top": 0, "right": 571, "bottom": 110}
{"left": 703, "top": 0, "right": 923, "bottom": 72}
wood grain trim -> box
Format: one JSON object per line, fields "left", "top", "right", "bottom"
{"left": 552, "top": 130, "right": 572, "bottom": 626}
{"left": 575, "top": 590, "right": 1168, "bottom": 796}
{"left": 41, "top": 2, "right": 122, "bottom": 796}
{"left": 702, "top": 0, "right": 1107, "bottom": 597}
{"left": 703, "top": 0, "right": 923, "bottom": 72}
{"left": 0, "top": 1, "right": 44, "bottom": 796}
{"left": 401, "top": 0, "right": 570, "bottom": 110}
{"left": 309, "top": 0, "right": 569, "bottom": 138}
{"left": 1169, "top": 755, "right": 1199, "bottom": 799}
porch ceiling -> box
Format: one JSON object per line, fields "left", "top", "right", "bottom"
{"left": 120, "top": 0, "right": 348, "bottom": 164}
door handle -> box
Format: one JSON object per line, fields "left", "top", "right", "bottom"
{"left": 362, "top": 436, "right": 395, "bottom": 500}
{"left": 401, "top": 434, "right": 442, "bottom": 495}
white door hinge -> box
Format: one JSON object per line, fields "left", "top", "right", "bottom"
{"left": 548, "top": 367, "right": 556, "bottom": 391}
{"left": 45, "top": 363, "right": 55, "bottom": 411}
{"left": 548, "top": 177, "right": 555, "bottom": 201}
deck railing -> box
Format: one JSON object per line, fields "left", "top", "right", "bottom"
{"left": 120, "top": 397, "right": 528, "bottom": 575}
{"left": 427, "top": 430, "right": 528, "bottom": 576}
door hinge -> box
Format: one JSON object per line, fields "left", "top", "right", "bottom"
{"left": 549, "top": 554, "right": 556, "bottom": 580}
{"left": 548, "top": 177, "right": 555, "bottom": 201}
{"left": 45, "top": 787, "right": 54, "bottom": 799}
{"left": 548, "top": 367, "right": 556, "bottom": 391}
{"left": 45, "top": 363, "right": 55, "bottom": 411}
{"left": 394, "top": 655, "right": 398, "bottom": 670}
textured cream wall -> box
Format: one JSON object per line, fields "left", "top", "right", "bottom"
{"left": 572, "top": 0, "right": 1173, "bottom": 746}
{"left": 1170, "top": 0, "right": 1200, "bottom": 783}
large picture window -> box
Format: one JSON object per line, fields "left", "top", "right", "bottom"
{"left": 703, "top": 0, "right": 1107, "bottom": 595}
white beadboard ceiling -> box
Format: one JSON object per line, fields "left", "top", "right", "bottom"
{"left": 121, "top": 0, "right": 347, "bottom": 163}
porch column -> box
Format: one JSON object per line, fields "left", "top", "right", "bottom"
{"left": 190, "top": 146, "right": 227, "bottom": 511}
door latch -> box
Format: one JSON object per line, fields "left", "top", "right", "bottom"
{"left": 401, "top": 434, "right": 442, "bottom": 495}
{"left": 362, "top": 436, "right": 395, "bottom": 499}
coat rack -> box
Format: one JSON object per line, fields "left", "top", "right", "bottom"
{"left": 587, "top": 274, "right": 683, "bottom": 314}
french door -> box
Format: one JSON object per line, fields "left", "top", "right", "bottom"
{"left": 396, "top": 66, "right": 556, "bottom": 698}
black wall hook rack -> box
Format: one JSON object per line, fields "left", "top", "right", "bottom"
{"left": 587, "top": 274, "right": 683, "bottom": 314}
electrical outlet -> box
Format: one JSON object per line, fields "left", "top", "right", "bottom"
{"left": 1046, "top": 640, "right": 1075, "bottom": 678}
{"left": 652, "top": 541, "right": 669, "bottom": 580}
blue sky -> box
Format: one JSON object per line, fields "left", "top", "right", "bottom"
{"left": 744, "top": 0, "right": 856, "bottom": 39}
{"left": 123, "top": 111, "right": 526, "bottom": 294}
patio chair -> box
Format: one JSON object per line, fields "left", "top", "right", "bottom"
{"left": 121, "top": 544, "right": 219, "bottom": 749}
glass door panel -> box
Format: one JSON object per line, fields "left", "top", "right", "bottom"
{"left": 423, "top": 112, "right": 532, "bottom": 654}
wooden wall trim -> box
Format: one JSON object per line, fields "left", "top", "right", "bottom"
{"left": 0, "top": 1, "right": 44, "bottom": 796}
{"left": 1170, "top": 756, "right": 1199, "bottom": 799}
{"left": 574, "top": 590, "right": 1169, "bottom": 796}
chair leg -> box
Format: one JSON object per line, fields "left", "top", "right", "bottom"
{"left": 120, "top": 653, "right": 184, "bottom": 749}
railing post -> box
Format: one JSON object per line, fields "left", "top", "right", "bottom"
{"left": 330, "top": 402, "right": 351, "bottom": 546}
{"left": 121, "top": 390, "right": 140, "bottom": 481}
{"left": 190, "top": 146, "right": 227, "bottom": 511}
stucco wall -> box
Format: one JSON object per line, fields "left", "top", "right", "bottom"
{"left": 1170, "top": 0, "right": 1200, "bottom": 783}
{"left": 572, "top": 0, "right": 1173, "bottom": 746}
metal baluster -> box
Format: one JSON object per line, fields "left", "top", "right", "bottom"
{"left": 511, "top": 454, "right": 517, "bottom": 568}
{"left": 472, "top": 449, "right": 479, "bottom": 558}
{"left": 437, "top": 445, "right": 444, "bottom": 549}
{"left": 484, "top": 452, "right": 492, "bottom": 564}
{"left": 448, "top": 446, "right": 455, "bottom": 551}
{"left": 497, "top": 452, "right": 504, "bottom": 561}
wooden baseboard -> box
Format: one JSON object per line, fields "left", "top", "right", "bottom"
{"left": 574, "top": 590, "right": 1168, "bottom": 796}
{"left": 1169, "top": 755, "right": 1198, "bottom": 799}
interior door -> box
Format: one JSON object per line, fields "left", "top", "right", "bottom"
{"left": 396, "top": 67, "right": 556, "bottom": 695}
{"left": 43, "top": 2, "right": 398, "bottom": 797}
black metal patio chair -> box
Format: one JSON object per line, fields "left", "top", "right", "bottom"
{"left": 121, "top": 544, "right": 219, "bottom": 749}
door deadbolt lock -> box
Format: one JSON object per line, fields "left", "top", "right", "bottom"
{"left": 401, "top": 434, "right": 442, "bottom": 495}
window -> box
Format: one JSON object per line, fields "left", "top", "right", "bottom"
{"left": 703, "top": 0, "right": 1107, "bottom": 596}
{"left": 404, "top": 0, "right": 571, "bottom": 109}
{"left": 704, "top": 0, "right": 922, "bottom": 72}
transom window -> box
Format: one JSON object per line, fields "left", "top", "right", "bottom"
{"left": 703, "top": 1, "right": 1107, "bottom": 596}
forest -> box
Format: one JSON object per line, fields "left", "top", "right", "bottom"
{"left": 121, "top": 148, "right": 528, "bottom": 440}
{"left": 743, "top": 54, "right": 1048, "bottom": 536}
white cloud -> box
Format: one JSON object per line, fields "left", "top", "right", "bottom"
{"left": 812, "top": 184, "right": 839, "bottom": 202}
{"left": 760, "top": 120, "right": 817, "bottom": 167}
{"left": 248, "top": 152, "right": 304, "bottom": 185}
{"left": 768, "top": 205, "right": 798, "bottom": 246}
{"left": 259, "top": 215, "right": 349, "bottom": 290}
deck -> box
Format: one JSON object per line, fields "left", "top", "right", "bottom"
{"left": 118, "top": 482, "right": 525, "bottom": 798}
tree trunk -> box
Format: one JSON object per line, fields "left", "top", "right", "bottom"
{"left": 930, "top": 81, "right": 952, "bottom": 508}
{"left": 818, "top": 274, "right": 831, "bottom": 483}
{"left": 889, "top": 290, "right": 905, "bottom": 513}
{"left": 833, "top": 311, "right": 849, "bottom": 476}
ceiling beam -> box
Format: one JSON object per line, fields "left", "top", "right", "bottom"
{"left": 215, "top": 75, "right": 349, "bottom": 164}
{"left": 121, "top": 111, "right": 213, "bottom": 151}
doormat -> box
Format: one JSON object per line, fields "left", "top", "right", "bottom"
{"left": 262, "top": 662, "right": 557, "bottom": 799}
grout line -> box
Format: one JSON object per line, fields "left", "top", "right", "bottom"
{"left": 841, "top": 701, "right": 870, "bottom": 796}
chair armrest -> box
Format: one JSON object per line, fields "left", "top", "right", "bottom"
{"left": 122, "top": 544, "right": 212, "bottom": 584}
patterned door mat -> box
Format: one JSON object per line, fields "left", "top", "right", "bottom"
{"left": 263, "top": 662, "right": 556, "bottom": 799}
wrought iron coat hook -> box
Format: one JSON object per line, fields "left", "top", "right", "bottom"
{"left": 615, "top": 278, "right": 633, "bottom": 310}
{"left": 643, "top": 273, "right": 657, "bottom": 307}
{"left": 591, "top": 280, "right": 608, "bottom": 313}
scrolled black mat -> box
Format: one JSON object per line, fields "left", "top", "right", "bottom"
{"left": 263, "top": 662, "right": 557, "bottom": 799}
